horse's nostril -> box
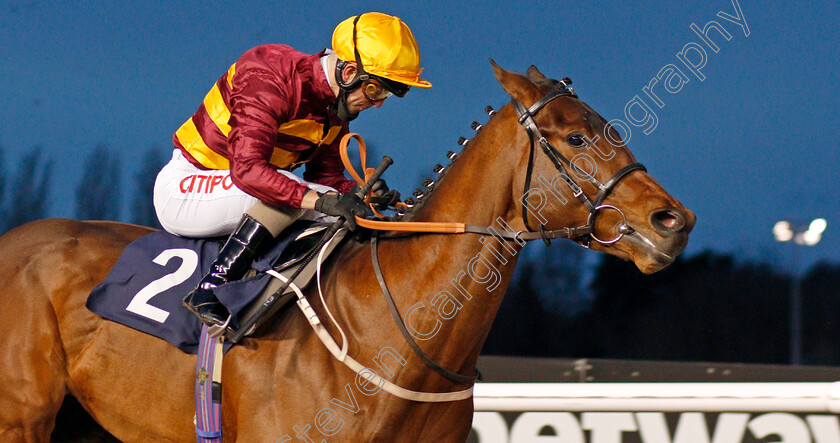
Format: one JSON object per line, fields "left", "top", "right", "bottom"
{"left": 652, "top": 209, "right": 686, "bottom": 232}
{"left": 657, "top": 213, "right": 678, "bottom": 229}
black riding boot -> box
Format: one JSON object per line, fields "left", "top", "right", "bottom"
{"left": 183, "top": 214, "right": 274, "bottom": 327}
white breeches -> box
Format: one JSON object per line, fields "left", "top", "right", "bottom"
{"left": 153, "top": 149, "right": 335, "bottom": 237}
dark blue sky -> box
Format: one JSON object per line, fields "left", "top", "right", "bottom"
{"left": 2, "top": 0, "right": 837, "bottom": 271}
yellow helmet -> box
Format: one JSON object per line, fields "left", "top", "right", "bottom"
{"left": 332, "top": 12, "right": 431, "bottom": 92}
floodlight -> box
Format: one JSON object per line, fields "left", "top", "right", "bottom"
{"left": 773, "top": 221, "right": 793, "bottom": 242}
{"left": 809, "top": 218, "right": 827, "bottom": 235}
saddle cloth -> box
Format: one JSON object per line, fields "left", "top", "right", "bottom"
{"left": 86, "top": 220, "right": 346, "bottom": 354}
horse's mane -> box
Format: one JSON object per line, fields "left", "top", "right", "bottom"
{"left": 398, "top": 122, "right": 475, "bottom": 219}
{"left": 398, "top": 70, "right": 570, "bottom": 220}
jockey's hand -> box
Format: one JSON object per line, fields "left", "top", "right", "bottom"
{"left": 368, "top": 179, "right": 401, "bottom": 210}
{"left": 314, "top": 191, "right": 367, "bottom": 230}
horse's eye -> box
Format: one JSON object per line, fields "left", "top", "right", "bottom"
{"left": 568, "top": 134, "right": 585, "bottom": 147}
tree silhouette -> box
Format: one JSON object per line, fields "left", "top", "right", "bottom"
{"left": 524, "top": 240, "right": 586, "bottom": 315}
{"left": 483, "top": 259, "right": 551, "bottom": 356}
{"left": 484, "top": 241, "right": 587, "bottom": 357}
{"left": 575, "top": 252, "right": 665, "bottom": 358}
{"left": 3, "top": 147, "right": 53, "bottom": 232}
{"left": 581, "top": 251, "right": 790, "bottom": 363}
{"left": 130, "top": 146, "right": 166, "bottom": 229}
{"left": 75, "top": 144, "right": 122, "bottom": 221}
{"left": 482, "top": 247, "right": 829, "bottom": 365}
{"left": 801, "top": 262, "right": 840, "bottom": 365}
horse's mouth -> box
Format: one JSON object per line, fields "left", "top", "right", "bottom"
{"left": 623, "top": 229, "right": 687, "bottom": 274}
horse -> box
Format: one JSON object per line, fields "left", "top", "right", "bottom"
{"left": 0, "top": 61, "right": 694, "bottom": 442}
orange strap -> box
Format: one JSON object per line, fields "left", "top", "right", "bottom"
{"left": 339, "top": 133, "right": 385, "bottom": 218}
{"left": 338, "top": 133, "right": 370, "bottom": 185}
{"left": 356, "top": 218, "right": 466, "bottom": 233}
{"left": 338, "top": 133, "right": 467, "bottom": 233}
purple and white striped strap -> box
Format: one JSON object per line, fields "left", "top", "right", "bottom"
{"left": 194, "top": 324, "right": 224, "bottom": 442}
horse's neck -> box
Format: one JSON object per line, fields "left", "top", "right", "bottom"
{"left": 378, "top": 110, "right": 527, "bottom": 376}
{"left": 411, "top": 110, "right": 524, "bottom": 229}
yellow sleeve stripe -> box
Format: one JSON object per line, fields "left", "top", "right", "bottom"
{"left": 226, "top": 63, "right": 236, "bottom": 89}
{"left": 322, "top": 126, "right": 342, "bottom": 145}
{"left": 268, "top": 123, "right": 342, "bottom": 170}
{"left": 277, "top": 120, "right": 342, "bottom": 146}
{"left": 203, "top": 83, "right": 232, "bottom": 135}
{"left": 174, "top": 118, "right": 231, "bottom": 170}
{"left": 269, "top": 149, "right": 302, "bottom": 169}
{"left": 277, "top": 119, "right": 324, "bottom": 144}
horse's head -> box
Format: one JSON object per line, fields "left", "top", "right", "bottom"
{"left": 491, "top": 61, "right": 695, "bottom": 273}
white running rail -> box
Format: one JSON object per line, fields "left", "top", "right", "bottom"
{"left": 473, "top": 382, "right": 840, "bottom": 412}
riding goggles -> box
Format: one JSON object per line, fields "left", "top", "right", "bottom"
{"left": 363, "top": 76, "right": 410, "bottom": 101}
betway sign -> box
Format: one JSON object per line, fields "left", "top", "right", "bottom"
{"left": 471, "top": 411, "right": 840, "bottom": 442}
{"left": 468, "top": 382, "right": 840, "bottom": 442}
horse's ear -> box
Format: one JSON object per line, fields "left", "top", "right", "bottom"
{"left": 525, "top": 65, "right": 548, "bottom": 83}
{"left": 490, "top": 59, "right": 540, "bottom": 106}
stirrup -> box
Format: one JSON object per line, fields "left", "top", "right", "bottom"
{"left": 207, "top": 316, "right": 231, "bottom": 338}
{"left": 183, "top": 287, "right": 226, "bottom": 315}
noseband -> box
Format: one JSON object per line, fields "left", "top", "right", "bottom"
{"left": 513, "top": 80, "right": 646, "bottom": 248}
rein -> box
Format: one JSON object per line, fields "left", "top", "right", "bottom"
{"left": 370, "top": 232, "right": 477, "bottom": 384}
{"left": 274, "top": 235, "right": 474, "bottom": 402}
{"left": 341, "top": 81, "right": 645, "bottom": 247}
{"left": 340, "top": 134, "right": 596, "bottom": 244}
{"left": 334, "top": 84, "right": 646, "bottom": 389}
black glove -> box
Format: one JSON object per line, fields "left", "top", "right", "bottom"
{"left": 314, "top": 191, "right": 368, "bottom": 230}
{"left": 368, "top": 179, "right": 401, "bottom": 209}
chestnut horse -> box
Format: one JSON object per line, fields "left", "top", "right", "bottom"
{"left": 0, "top": 62, "right": 694, "bottom": 442}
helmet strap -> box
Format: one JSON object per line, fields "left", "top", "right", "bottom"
{"left": 335, "top": 59, "right": 366, "bottom": 92}
{"left": 331, "top": 88, "right": 359, "bottom": 122}
{"left": 335, "top": 14, "right": 369, "bottom": 93}
{"left": 332, "top": 15, "right": 367, "bottom": 122}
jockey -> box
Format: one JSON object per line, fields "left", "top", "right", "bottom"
{"left": 153, "top": 12, "right": 431, "bottom": 327}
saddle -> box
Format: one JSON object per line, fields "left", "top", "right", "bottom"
{"left": 86, "top": 220, "right": 348, "bottom": 354}
{"left": 220, "top": 223, "right": 348, "bottom": 339}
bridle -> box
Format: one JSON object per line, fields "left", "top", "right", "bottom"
{"left": 513, "top": 79, "right": 646, "bottom": 248}
{"left": 345, "top": 83, "right": 647, "bottom": 248}
{"left": 337, "top": 83, "right": 649, "bottom": 387}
